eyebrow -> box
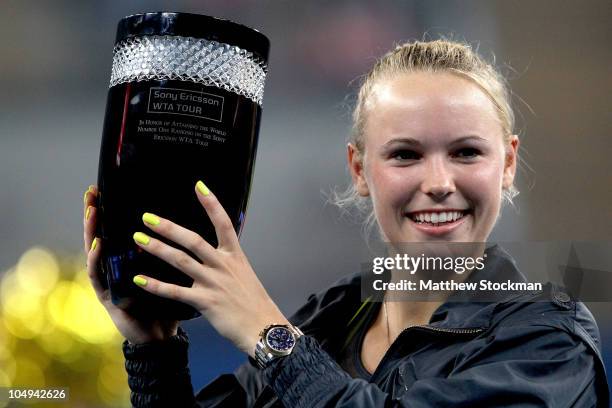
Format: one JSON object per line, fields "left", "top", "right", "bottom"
{"left": 381, "top": 135, "right": 487, "bottom": 149}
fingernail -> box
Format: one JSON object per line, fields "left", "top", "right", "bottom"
{"left": 142, "top": 212, "right": 160, "bottom": 226}
{"left": 90, "top": 237, "right": 98, "bottom": 253}
{"left": 196, "top": 180, "right": 210, "bottom": 196}
{"left": 83, "top": 185, "right": 94, "bottom": 204}
{"left": 85, "top": 206, "right": 92, "bottom": 221}
{"left": 133, "top": 232, "right": 150, "bottom": 245}
{"left": 133, "top": 276, "right": 147, "bottom": 287}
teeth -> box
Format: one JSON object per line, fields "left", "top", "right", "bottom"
{"left": 410, "top": 210, "right": 467, "bottom": 224}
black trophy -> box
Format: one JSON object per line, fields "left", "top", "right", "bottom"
{"left": 96, "top": 12, "right": 269, "bottom": 319}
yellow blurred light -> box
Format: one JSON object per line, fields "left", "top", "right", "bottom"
{"left": 0, "top": 268, "right": 49, "bottom": 340}
{"left": 11, "top": 342, "right": 51, "bottom": 376}
{"left": 46, "top": 281, "right": 72, "bottom": 328}
{"left": 52, "top": 338, "right": 85, "bottom": 365}
{"left": 0, "top": 354, "right": 16, "bottom": 385}
{"left": 0, "top": 320, "right": 14, "bottom": 355}
{"left": 1, "top": 289, "right": 43, "bottom": 323}
{"left": 14, "top": 247, "right": 60, "bottom": 296}
{"left": 101, "top": 341, "right": 125, "bottom": 364}
{"left": 60, "top": 281, "right": 118, "bottom": 344}
{"left": 75, "top": 261, "right": 93, "bottom": 285}
{"left": 0, "top": 368, "right": 10, "bottom": 387}
{"left": 97, "top": 361, "right": 130, "bottom": 407}
{"left": 1, "top": 246, "right": 131, "bottom": 407}
{"left": 36, "top": 327, "right": 75, "bottom": 357}
{"left": 3, "top": 316, "right": 41, "bottom": 339}
{"left": 11, "top": 357, "right": 45, "bottom": 387}
{"left": 0, "top": 272, "right": 29, "bottom": 315}
{"left": 2, "top": 301, "right": 47, "bottom": 340}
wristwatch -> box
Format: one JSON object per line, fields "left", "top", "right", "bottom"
{"left": 254, "top": 323, "right": 304, "bottom": 368}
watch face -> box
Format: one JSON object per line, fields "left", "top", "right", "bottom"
{"left": 265, "top": 327, "right": 296, "bottom": 352}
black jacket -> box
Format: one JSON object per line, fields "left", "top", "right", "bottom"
{"left": 123, "top": 245, "right": 609, "bottom": 407}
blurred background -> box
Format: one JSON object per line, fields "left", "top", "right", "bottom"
{"left": 0, "top": 0, "right": 610, "bottom": 406}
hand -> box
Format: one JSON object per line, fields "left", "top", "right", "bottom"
{"left": 83, "top": 185, "right": 179, "bottom": 344}
{"left": 130, "top": 181, "right": 289, "bottom": 357}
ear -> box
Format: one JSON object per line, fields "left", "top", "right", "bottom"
{"left": 502, "top": 135, "right": 519, "bottom": 189}
{"left": 347, "top": 143, "right": 370, "bottom": 196}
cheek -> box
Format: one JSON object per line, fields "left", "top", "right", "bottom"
{"left": 459, "top": 161, "right": 504, "bottom": 211}
{"left": 368, "top": 165, "right": 416, "bottom": 210}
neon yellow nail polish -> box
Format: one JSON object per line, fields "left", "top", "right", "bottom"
{"left": 142, "top": 212, "right": 160, "bottom": 226}
{"left": 133, "top": 232, "right": 150, "bottom": 245}
{"left": 133, "top": 276, "right": 147, "bottom": 287}
{"left": 85, "top": 206, "right": 92, "bottom": 221}
{"left": 83, "top": 185, "right": 94, "bottom": 204}
{"left": 90, "top": 238, "right": 98, "bottom": 253}
{"left": 196, "top": 180, "right": 210, "bottom": 196}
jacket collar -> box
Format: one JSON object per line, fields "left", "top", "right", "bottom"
{"left": 427, "top": 244, "right": 528, "bottom": 330}
{"left": 302, "top": 244, "right": 528, "bottom": 336}
{"left": 297, "top": 244, "right": 529, "bottom": 344}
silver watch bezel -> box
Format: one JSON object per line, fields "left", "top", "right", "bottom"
{"left": 254, "top": 324, "right": 303, "bottom": 368}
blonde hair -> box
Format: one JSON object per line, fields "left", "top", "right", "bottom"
{"left": 330, "top": 39, "right": 519, "bottom": 236}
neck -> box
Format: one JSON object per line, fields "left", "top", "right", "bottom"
{"left": 382, "top": 267, "right": 474, "bottom": 343}
{"left": 382, "top": 298, "right": 443, "bottom": 343}
{"left": 378, "top": 244, "right": 487, "bottom": 343}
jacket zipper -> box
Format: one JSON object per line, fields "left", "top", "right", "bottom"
{"left": 369, "top": 324, "right": 485, "bottom": 383}
{"left": 410, "top": 325, "right": 485, "bottom": 335}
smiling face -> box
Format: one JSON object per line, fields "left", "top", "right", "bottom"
{"left": 348, "top": 71, "right": 518, "bottom": 243}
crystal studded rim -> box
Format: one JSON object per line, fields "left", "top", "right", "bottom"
{"left": 110, "top": 35, "right": 268, "bottom": 105}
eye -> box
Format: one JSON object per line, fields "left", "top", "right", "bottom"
{"left": 453, "top": 147, "right": 481, "bottom": 159}
{"left": 391, "top": 149, "right": 421, "bottom": 161}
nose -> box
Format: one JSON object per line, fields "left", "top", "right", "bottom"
{"left": 420, "top": 156, "right": 455, "bottom": 199}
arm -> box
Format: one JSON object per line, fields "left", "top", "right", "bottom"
{"left": 262, "top": 324, "right": 607, "bottom": 407}
{"left": 123, "top": 327, "right": 196, "bottom": 407}
{"left": 123, "top": 326, "right": 261, "bottom": 407}
{"left": 121, "top": 285, "right": 327, "bottom": 407}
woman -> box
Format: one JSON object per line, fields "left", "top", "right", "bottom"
{"left": 82, "top": 39, "right": 608, "bottom": 407}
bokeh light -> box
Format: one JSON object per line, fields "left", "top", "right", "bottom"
{"left": 0, "top": 246, "right": 130, "bottom": 407}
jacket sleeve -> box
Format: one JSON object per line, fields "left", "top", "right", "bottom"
{"left": 262, "top": 324, "right": 608, "bottom": 407}
{"left": 123, "top": 326, "right": 259, "bottom": 407}
{"left": 121, "top": 282, "right": 329, "bottom": 408}
{"left": 123, "top": 326, "right": 197, "bottom": 407}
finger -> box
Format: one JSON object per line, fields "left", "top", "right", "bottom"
{"left": 83, "top": 185, "right": 97, "bottom": 253}
{"left": 132, "top": 274, "right": 196, "bottom": 305}
{"left": 132, "top": 231, "right": 210, "bottom": 281}
{"left": 86, "top": 236, "right": 107, "bottom": 300}
{"left": 141, "top": 212, "right": 219, "bottom": 266}
{"left": 83, "top": 184, "right": 96, "bottom": 214}
{"left": 195, "top": 180, "right": 239, "bottom": 250}
{"left": 83, "top": 204, "right": 97, "bottom": 254}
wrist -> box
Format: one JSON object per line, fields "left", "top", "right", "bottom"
{"left": 126, "top": 325, "right": 179, "bottom": 345}
{"left": 127, "top": 332, "right": 178, "bottom": 345}
{"left": 245, "top": 316, "right": 291, "bottom": 358}
{"left": 253, "top": 322, "right": 303, "bottom": 368}
{"left": 124, "top": 326, "right": 186, "bottom": 349}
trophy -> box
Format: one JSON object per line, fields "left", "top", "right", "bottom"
{"left": 96, "top": 12, "right": 269, "bottom": 319}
